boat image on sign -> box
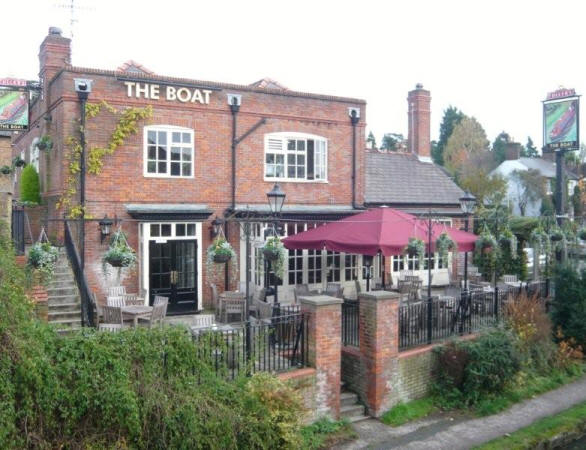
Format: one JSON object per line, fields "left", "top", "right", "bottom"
{"left": 549, "top": 103, "right": 576, "bottom": 142}
{"left": 0, "top": 93, "right": 27, "bottom": 123}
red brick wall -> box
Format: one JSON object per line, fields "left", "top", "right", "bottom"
{"left": 407, "top": 85, "right": 431, "bottom": 159}
{"left": 12, "top": 31, "right": 367, "bottom": 307}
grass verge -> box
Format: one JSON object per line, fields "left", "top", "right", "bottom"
{"left": 301, "top": 419, "right": 358, "bottom": 449}
{"left": 381, "top": 398, "right": 436, "bottom": 427}
{"left": 474, "top": 401, "right": 586, "bottom": 449}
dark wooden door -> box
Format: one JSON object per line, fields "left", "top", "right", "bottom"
{"left": 149, "top": 239, "right": 198, "bottom": 314}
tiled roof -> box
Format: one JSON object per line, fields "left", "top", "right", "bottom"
{"left": 117, "top": 60, "right": 155, "bottom": 75}
{"left": 365, "top": 151, "right": 465, "bottom": 205}
{"left": 249, "top": 77, "right": 288, "bottom": 90}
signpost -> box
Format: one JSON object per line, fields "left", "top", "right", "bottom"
{"left": 542, "top": 88, "right": 580, "bottom": 225}
{"left": 0, "top": 78, "right": 31, "bottom": 131}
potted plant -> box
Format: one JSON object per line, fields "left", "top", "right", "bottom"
{"left": 549, "top": 226, "right": 564, "bottom": 242}
{"left": 0, "top": 166, "right": 12, "bottom": 175}
{"left": 206, "top": 237, "right": 236, "bottom": 264}
{"left": 404, "top": 237, "right": 425, "bottom": 260}
{"left": 12, "top": 156, "right": 26, "bottom": 168}
{"left": 27, "top": 241, "right": 58, "bottom": 283}
{"left": 36, "top": 135, "right": 53, "bottom": 151}
{"left": 102, "top": 230, "right": 137, "bottom": 271}
{"left": 261, "top": 236, "right": 286, "bottom": 278}
{"left": 436, "top": 232, "right": 457, "bottom": 261}
{"left": 498, "top": 228, "right": 518, "bottom": 259}
{"left": 475, "top": 230, "right": 498, "bottom": 254}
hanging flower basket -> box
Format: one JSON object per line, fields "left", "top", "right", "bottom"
{"left": 549, "top": 227, "right": 564, "bottom": 242}
{"left": 102, "top": 230, "right": 137, "bottom": 274}
{"left": 436, "top": 232, "right": 456, "bottom": 260}
{"left": 207, "top": 237, "right": 235, "bottom": 264}
{"left": 404, "top": 237, "right": 425, "bottom": 260}
{"left": 213, "top": 253, "right": 231, "bottom": 263}
{"left": 36, "top": 135, "right": 53, "bottom": 151}
{"left": 261, "top": 236, "right": 286, "bottom": 278}
{"left": 498, "top": 228, "right": 518, "bottom": 259}
{"left": 475, "top": 230, "right": 498, "bottom": 255}
{"left": 12, "top": 156, "right": 26, "bottom": 168}
{"left": 578, "top": 228, "right": 586, "bottom": 241}
{"left": 0, "top": 166, "right": 12, "bottom": 175}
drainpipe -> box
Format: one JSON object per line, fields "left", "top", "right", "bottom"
{"left": 230, "top": 97, "right": 240, "bottom": 211}
{"left": 349, "top": 108, "right": 360, "bottom": 209}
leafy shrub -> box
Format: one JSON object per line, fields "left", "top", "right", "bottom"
{"left": 0, "top": 225, "right": 306, "bottom": 449}
{"left": 433, "top": 329, "right": 520, "bottom": 407}
{"left": 551, "top": 266, "right": 586, "bottom": 349}
{"left": 19, "top": 165, "right": 41, "bottom": 204}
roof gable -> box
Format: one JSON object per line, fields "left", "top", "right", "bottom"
{"left": 117, "top": 60, "right": 155, "bottom": 75}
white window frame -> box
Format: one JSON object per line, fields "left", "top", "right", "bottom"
{"left": 143, "top": 125, "right": 195, "bottom": 179}
{"left": 263, "top": 132, "right": 328, "bottom": 183}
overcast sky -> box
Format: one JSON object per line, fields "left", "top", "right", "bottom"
{"left": 4, "top": 0, "right": 585, "bottom": 149}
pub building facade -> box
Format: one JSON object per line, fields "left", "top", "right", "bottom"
{"left": 13, "top": 28, "right": 369, "bottom": 314}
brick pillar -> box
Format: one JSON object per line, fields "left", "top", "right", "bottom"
{"left": 358, "top": 290, "right": 401, "bottom": 417}
{"left": 300, "top": 295, "right": 343, "bottom": 419}
{"left": 29, "top": 283, "right": 49, "bottom": 322}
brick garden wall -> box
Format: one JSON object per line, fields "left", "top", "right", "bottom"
{"left": 396, "top": 345, "right": 437, "bottom": 401}
{"left": 278, "top": 368, "right": 318, "bottom": 424}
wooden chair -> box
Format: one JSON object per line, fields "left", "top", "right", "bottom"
{"left": 293, "top": 284, "right": 309, "bottom": 304}
{"left": 222, "top": 298, "right": 245, "bottom": 323}
{"left": 107, "top": 296, "right": 126, "bottom": 307}
{"left": 154, "top": 296, "right": 169, "bottom": 317}
{"left": 325, "top": 282, "right": 343, "bottom": 298}
{"left": 108, "top": 286, "right": 126, "bottom": 297}
{"left": 90, "top": 292, "right": 103, "bottom": 326}
{"left": 124, "top": 295, "right": 144, "bottom": 306}
{"left": 139, "top": 300, "right": 167, "bottom": 328}
{"left": 99, "top": 306, "right": 124, "bottom": 331}
{"left": 256, "top": 298, "right": 274, "bottom": 324}
{"left": 191, "top": 314, "right": 215, "bottom": 334}
{"left": 502, "top": 274, "right": 518, "bottom": 283}
{"left": 354, "top": 280, "right": 362, "bottom": 298}
{"left": 210, "top": 284, "right": 220, "bottom": 318}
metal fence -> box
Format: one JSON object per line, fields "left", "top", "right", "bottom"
{"left": 192, "top": 312, "right": 308, "bottom": 379}
{"left": 398, "top": 281, "right": 550, "bottom": 351}
{"left": 342, "top": 301, "right": 359, "bottom": 347}
{"left": 11, "top": 204, "right": 24, "bottom": 255}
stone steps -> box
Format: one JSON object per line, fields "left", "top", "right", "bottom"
{"left": 339, "top": 390, "right": 369, "bottom": 423}
{"left": 47, "top": 250, "right": 81, "bottom": 331}
{"left": 48, "top": 310, "right": 82, "bottom": 322}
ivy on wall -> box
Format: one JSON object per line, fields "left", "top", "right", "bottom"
{"left": 57, "top": 101, "right": 153, "bottom": 218}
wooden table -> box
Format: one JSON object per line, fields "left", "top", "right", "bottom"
{"left": 121, "top": 305, "right": 153, "bottom": 327}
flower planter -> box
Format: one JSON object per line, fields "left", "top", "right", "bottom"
{"left": 263, "top": 248, "right": 280, "bottom": 261}
{"left": 37, "top": 142, "right": 47, "bottom": 151}
{"left": 213, "top": 253, "right": 231, "bottom": 263}
{"left": 579, "top": 230, "right": 586, "bottom": 241}
{"left": 550, "top": 234, "right": 563, "bottom": 242}
{"left": 105, "top": 256, "right": 126, "bottom": 267}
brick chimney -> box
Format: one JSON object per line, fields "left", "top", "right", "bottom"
{"left": 407, "top": 83, "right": 431, "bottom": 163}
{"left": 39, "top": 27, "right": 71, "bottom": 93}
{"left": 505, "top": 142, "right": 522, "bottom": 160}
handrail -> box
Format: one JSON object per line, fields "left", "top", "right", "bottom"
{"left": 64, "top": 221, "right": 95, "bottom": 327}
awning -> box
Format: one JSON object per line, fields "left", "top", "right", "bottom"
{"left": 125, "top": 204, "right": 213, "bottom": 221}
{"left": 232, "top": 204, "right": 364, "bottom": 221}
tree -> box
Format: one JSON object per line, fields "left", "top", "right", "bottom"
{"left": 367, "top": 131, "right": 377, "bottom": 149}
{"left": 509, "top": 169, "right": 546, "bottom": 216}
{"left": 521, "top": 136, "right": 539, "bottom": 157}
{"left": 492, "top": 131, "right": 512, "bottom": 165}
{"left": 459, "top": 169, "right": 507, "bottom": 205}
{"left": 432, "top": 106, "right": 465, "bottom": 166}
{"left": 444, "top": 116, "right": 490, "bottom": 176}
{"left": 380, "top": 133, "right": 405, "bottom": 151}
{"left": 20, "top": 165, "right": 41, "bottom": 204}
{"left": 572, "top": 184, "right": 583, "bottom": 218}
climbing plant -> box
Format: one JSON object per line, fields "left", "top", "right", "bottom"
{"left": 57, "top": 101, "right": 152, "bottom": 218}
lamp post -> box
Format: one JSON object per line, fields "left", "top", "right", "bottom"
{"left": 459, "top": 191, "right": 477, "bottom": 290}
{"left": 267, "top": 183, "right": 286, "bottom": 306}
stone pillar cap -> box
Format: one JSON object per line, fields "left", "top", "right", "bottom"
{"left": 299, "top": 295, "right": 343, "bottom": 306}
{"left": 358, "top": 291, "right": 401, "bottom": 301}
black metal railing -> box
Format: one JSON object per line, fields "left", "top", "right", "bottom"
{"left": 398, "top": 280, "right": 550, "bottom": 351}
{"left": 192, "top": 312, "right": 308, "bottom": 379}
{"left": 11, "top": 204, "right": 25, "bottom": 255}
{"left": 64, "top": 221, "right": 94, "bottom": 327}
{"left": 342, "top": 300, "right": 359, "bottom": 347}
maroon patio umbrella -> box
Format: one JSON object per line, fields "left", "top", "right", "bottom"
{"left": 282, "top": 207, "right": 477, "bottom": 256}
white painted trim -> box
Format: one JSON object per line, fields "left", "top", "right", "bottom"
{"left": 263, "top": 132, "right": 329, "bottom": 183}
{"left": 140, "top": 221, "right": 203, "bottom": 311}
{"left": 143, "top": 125, "right": 195, "bottom": 179}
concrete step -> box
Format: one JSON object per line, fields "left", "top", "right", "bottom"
{"left": 56, "top": 325, "right": 82, "bottom": 335}
{"left": 341, "top": 391, "right": 359, "bottom": 408}
{"left": 48, "top": 280, "right": 76, "bottom": 289}
{"left": 48, "top": 286, "right": 78, "bottom": 296}
{"left": 48, "top": 294, "right": 80, "bottom": 306}
{"left": 345, "top": 414, "right": 370, "bottom": 423}
{"left": 340, "top": 404, "right": 366, "bottom": 419}
{"left": 48, "top": 310, "right": 82, "bottom": 322}
{"left": 50, "top": 317, "right": 82, "bottom": 327}
{"left": 52, "top": 271, "right": 75, "bottom": 279}
{"left": 48, "top": 302, "right": 81, "bottom": 312}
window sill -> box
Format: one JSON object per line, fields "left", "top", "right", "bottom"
{"left": 263, "top": 177, "right": 328, "bottom": 184}
{"left": 143, "top": 173, "right": 195, "bottom": 179}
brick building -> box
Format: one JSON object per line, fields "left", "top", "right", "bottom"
{"left": 12, "top": 28, "right": 367, "bottom": 313}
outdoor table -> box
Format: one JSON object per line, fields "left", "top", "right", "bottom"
{"left": 121, "top": 304, "right": 153, "bottom": 328}
{"left": 504, "top": 281, "right": 524, "bottom": 289}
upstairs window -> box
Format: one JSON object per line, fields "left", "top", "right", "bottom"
{"left": 144, "top": 126, "right": 194, "bottom": 178}
{"left": 264, "top": 133, "right": 327, "bottom": 182}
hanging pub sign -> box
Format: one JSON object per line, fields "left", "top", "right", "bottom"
{"left": 0, "top": 80, "right": 29, "bottom": 130}
{"left": 543, "top": 88, "right": 580, "bottom": 151}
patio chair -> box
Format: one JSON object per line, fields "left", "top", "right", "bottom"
{"left": 293, "top": 284, "right": 309, "bottom": 304}
{"left": 191, "top": 314, "right": 216, "bottom": 335}
{"left": 154, "top": 296, "right": 169, "bottom": 316}
{"left": 502, "top": 274, "right": 518, "bottom": 283}
{"left": 90, "top": 292, "right": 102, "bottom": 326}
{"left": 255, "top": 298, "right": 274, "bottom": 324}
{"left": 98, "top": 305, "right": 124, "bottom": 331}
{"left": 210, "top": 283, "right": 220, "bottom": 318}
{"left": 325, "top": 282, "right": 343, "bottom": 298}
{"left": 354, "top": 280, "right": 362, "bottom": 298}
{"left": 107, "top": 296, "right": 126, "bottom": 307}
{"left": 222, "top": 298, "right": 245, "bottom": 323}
{"left": 124, "top": 295, "right": 144, "bottom": 306}
{"left": 139, "top": 300, "right": 167, "bottom": 328}
{"left": 108, "top": 286, "right": 126, "bottom": 297}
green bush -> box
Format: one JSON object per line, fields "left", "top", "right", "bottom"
{"left": 551, "top": 266, "right": 586, "bottom": 349}
{"left": 0, "top": 225, "right": 305, "bottom": 449}
{"left": 433, "top": 329, "right": 521, "bottom": 407}
{"left": 19, "top": 165, "right": 41, "bottom": 204}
